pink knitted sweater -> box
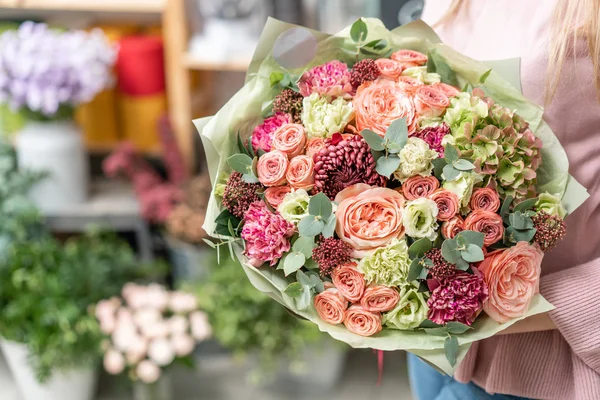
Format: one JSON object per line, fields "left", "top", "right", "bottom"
{"left": 422, "top": 1, "right": 600, "bottom": 399}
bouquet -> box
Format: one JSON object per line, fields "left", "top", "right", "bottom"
{"left": 197, "top": 18, "right": 589, "bottom": 373}
{"left": 95, "top": 283, "right": 212, "bottom": 384}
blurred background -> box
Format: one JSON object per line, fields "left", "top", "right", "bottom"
{"left": 0, "top": 1, "right": 423, "bottom": 399}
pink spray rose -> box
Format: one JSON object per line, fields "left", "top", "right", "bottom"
{"left": 396, "top": 76, "right": 423, "bottom": 96}
{"left": 360, "top": 284, "right": 400, "bottom": 313}
{"left": 271, "top": 123, "right": 307, "bottom": 158}
{"left": 441, "top": 215, "right": 465, "bottom": 239}
{"left": 465, "top": 210, "right": 504, "bottom": 246}
{"left": 286, "top": 155, "right": 315, "bottom": 190}
{"left": 390, "top": 49, "right": 428, "bottom": 69}
{"left": 257, "top": 150, "right": 289, "bottom": 187}
{"left": 264, "top": 186, "right": 293, "bottom": 208}
{"left": 251, "top": 112, "right": 291, "bottom": 152}
{"left": 429, "top": 189, "right": 460, "bottom": 222}
{"left": 413, "top": 85, "right": 450, "bottom": 117}
{"left": 432, "top": 82, "right": 461, "bottom": 97}
{"left": 314, "top": 282, "right": 348, "bottom": 324}
{"left": 298, "top": 60, "right": 353, "bottom": 98}
{"left": 331, "top": 262, "right": 367, "bottom": 303}
{"left": 470, "top": 188, "right": 501, "bottom": 212}
{"left": 343, "top": 305, "right": 383, "bottom": 337}
{"left": 375, "top": 58, "right": 405, "bottom": 80}
{"left": 305, "top": 137, "right": 326, "bottom": 159}
{"left": 241, "top": 201, "right": 294, "bottom": 267}
{"left": 401, "top": 175, "right": 440, "bottom": 200}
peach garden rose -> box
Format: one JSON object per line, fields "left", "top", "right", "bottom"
{"left": 360, "top": 284, "right": 400, "bottom": 313}
{"left": 402, "top": 175, "right": 440, "bottom": 200}
{"left": 390, "top": 49, "right": 428, "bottom": 69}
{"left": 465, "top": 210, "right": 504, "bottom": 246}
{"left": 305, "top": 137, "right": 326, "bottom": 159}
{"left": 441, "top": 215, "right": 465, "bottom": 239}
{"left": 264, "top": 186, "right": 292, "bottom": 208}
{"left": 331, "top": 262, "right": 366, "bottom": 302}
{"left": 470, "top": 187, "right": 501, "bottom": 212}
{"left": 396, "top": 76, "right": 423, "bottom": 96}
{"left": 478, "top": 242, "right": 543, "bottom": 323}
{"left": 429, "top": 189, "right": 460, "bottom": 221}
{"left": 413, "top": 85, "right": 450, "bottom": 117}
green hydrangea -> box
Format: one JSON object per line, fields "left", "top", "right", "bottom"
{"left": 535, "top": 192, "right": 566, "bottom": 218}
{"left": 443, "top": 92, "right": 488, "bottom": 139}
{"left": 383, "top": 286, "right": 429, "bottom": 330}
{"left": 401, "top": 66, "right": 441, "bottom": 84}
{"left": 277, "top": 189, "right": 310, "bottom": 224}
{"left": 358, "top": 238, "right": 412, "bottom": 287}
{"left": 443, "top": 171, "right": 484, "bottom": 209}
{"left": 301, "top": 93, "right": 354, "bottom": 138}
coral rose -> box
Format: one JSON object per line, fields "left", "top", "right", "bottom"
{"left": 478, "top": 242, "right": 543, "bottom": 323}
{"left": 441, "top": 215, "right": 465, "bottom": 239}
{"left": 314, "top": 282, "right": 348, "bottom": 324}
{"left": 391, "top": 49, "right": 428, "bottom": 69}
{"left": 335, "top": 184, "right": 406, "bottom": 257}
{"left": 402, "top": 175, "right": 440, "bottom": 200}
{"left": 264, "top": 186, "right": 292, "bottom": 208}
{"left": 305, "top": 137, "right": 326, "bottom": 159}
{"left": 432, "top": 82, "right": 461, "bottom": 97}
{"left": 413, "top": 85, "right": 450, "bottom": 117}
{"left": 285, "top": 155, "right": 314, "bottom": 190}
{"left": 465, "top": 210, "right": 504, "bottom": 246}
{"left": 470, "top": 188, "right": 501, "bottom": 212}
{"left": 353, "top": 79, "right": 417, "bottom": 137}
{"left": 429, "top": 189, "right": 460, "bottom": 221}
{"left": 360, "top": 284, "right": 400, "bottom": 313}
{"left": 331, "top": 262, "right": 367, "bottom": 302}
{"left": 343, "top": 305, "right": 383, "bottom": 337}
{"left": 396, "top": 76, "right": 423, "bottom": 96}
{"left": 257, "top": 150, "right": 289, "bottom": 187}
{"left": 272, "top": 123, "right": 307, "bottom": 158}
{"left": 375, "top": 58, "right": 405, "bottom": 80}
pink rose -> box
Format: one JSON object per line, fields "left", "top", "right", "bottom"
{"left": 305, "top": 137, "right": 326, "bottom": 159}
{"left": 343, "top": 305, "right": 382, "bottom": 337}
{"left": 360, "top": 284, "right": 400, "bottom": 313}
{"left": 390, "top": 49, "right": 428, "bottom": 69}
{"left": 432, "top": 82, "right": 461, "bottom": 97}
{"left": 167, "top": 315, "right": 189, "bottom": 335}
{"left": 169, "top": 291, "right": 198, "bottom": 313}
{"left": 103, "top": 348, "right": 125, "bottom": 375}
{"left": 335, "top": 184, "right": 405, "bottom": 257}
{"left": 396, "top": 76, "right": 423, "bottom": 96}
{"left": 285, "top": 155, "right": 315, "bottom": 190}
{"left": 402, "top": 175, "right": 440, "bottom": 200}
{"left": 429, "top": 189, "right": 460, "bottom": 221}
{"left": 314, "top": 282, "right": 348, "bottom": 324}
{"left": 190, "top": 311, "right": 212, "bottom": 341}
{"left": 125, "top": 338, "right": 148, "bottom": 365}
{"left": 441, "top": 215, "right": 465, "bottom": 239}
{"left": 111, "top": 323, "right": 138, "bottom": 352}
{"left": 470, "top": 188, "right": 501, "bottom": 213}
{"left": 272, "top": 123, "right": 307, "bottom": 158}
{"left": 171, "top": 334, "right": 195, "bottom": 357}
{"left": 257, "top": 150, "right": 289, "bottom": 187}
{"left": 136, "top": 360, "right": 161, "bottom": 383}
{"left": 148, "top": 338, "right": 175, "bottom": 366}
{"left": 264, "top": 186, "right": 292, "bottom": 208}
{"left": 251, "top": 112, "right": 291, "bottom": 152}
{"left": 413, "top": 85, "right": 450, "bottom": 117}
{"left": 478, "top": 242, "right": 543, "bottom": 323}
{"left": 331, "top": 262, "right": 367, "bottom": 302}
{"left": 375, "top": 58, "right": 405, "bottom": 80}
{"left": 465, "top": 210, "right": 504, "bottom": 246}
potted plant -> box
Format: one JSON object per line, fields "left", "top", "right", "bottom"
{"left": 95, "top": 283, "right": 212, "bottom": 400}
{"left": 0, "top": 232, "right": 145, "bottom": 400}
{"left": 0, "top": 22, "right": 117, "bottom": 211}
{"left": 193, "top": 252, "right": 348, "bottom": 392}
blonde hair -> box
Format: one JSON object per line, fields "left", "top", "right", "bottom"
{"left": 434, "top": 0, "right": 600, "bottom": 104}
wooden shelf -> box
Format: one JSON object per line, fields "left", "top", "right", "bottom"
{"left": 2, "top": 0, "right": 165, "bottom": 12}
{"left": 183, "top": 53, "right": 250, "bottom": 72}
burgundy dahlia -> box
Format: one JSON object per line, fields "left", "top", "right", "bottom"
{"left": 350, "top": 59, "right": 380, "bottom": 89}
{"left": 532, "top": 211, "right": 566, "bottom": 251}
{"left": 272, "top": 89, "right": 303, "bottom": 123}
{"left": 412, "top": 123, "right": 450, "bottom": 157}
{"left": 222, "top": 172, "right": 261, "bottom": 219}
{"left": 313, "top": 135, "right": 387, "bottom": 199}
{"left": 427, "top": 271, "right": 488, "bottom": 326}
{"left": 425, "top": 248, "right": 456, "bottom": 280}
{"left": 312, "top": 237, "right": 353, "bottom": 277}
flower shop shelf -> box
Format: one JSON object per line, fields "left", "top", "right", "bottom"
{"left": 4, "top": 0, "right": 165, "bottom": 12}
{"left": 183, "top": 53, "right": 250, "bottom": 72}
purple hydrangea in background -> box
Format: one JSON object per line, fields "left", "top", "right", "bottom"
{"left": 0, "top": 22, "right": 117, "bottom": 118}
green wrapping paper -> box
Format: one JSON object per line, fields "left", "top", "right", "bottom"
{"left": 195, "top": 18, "right": 588, "bottom": 375}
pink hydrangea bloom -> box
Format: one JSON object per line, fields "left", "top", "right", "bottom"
{"left": 412, "top": 123, "right": 450, "bottom": 157}
{"left": 427, "top": 270, "right": 489, "bottom": 326}
{"left": 241, "top": 201, "right": 295, "bottom": 267}
{"left": 251, "top": 113, "right": 291, "bottom": 152}
{"left": 298, "top": 60, "right": 353, "bottom": 98}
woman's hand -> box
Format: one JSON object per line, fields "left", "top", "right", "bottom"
{"left": 498, "top": 312, "right": 556, "bottom": 335}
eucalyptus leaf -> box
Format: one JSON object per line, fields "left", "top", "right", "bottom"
{"left": 296, "top": 286, "right": 312, "bottom": 310}
{"left": 296, "top": 270, "right": 312, "bottom": 287}
{"left": 444, "top": 146, "right": 459, "bottom": 162}
{"left": 376, "top": 155, "right": 401, "bottom": 178}
{"left": 284, "top": 282, "right": 304, "bottom": 298}
{"left": 443, "top": 164, "right": 461, "bottom": 181}
{"left": 446, "top": 321, "right": 472, "bottom": 335}
{"left": 432, "top": 158, "right": 447, "bottom": 179}
{"left": 509, "top": 212, "right": 534, "bottom": 230}
{"left": 298, "top": 215, "right": 325, "bottom": 237}
{"left": 455, "top": 258, "right": 470, "bottom": 271}
{"left": 441, "top": 239, "right": 461, "bottom": 264}
{"left": 445, "top": 335, "right": 459, "bottom": 367}
{"left": 270, "top": 71, "right": 285, "bottom": 87}
{"left": 283, "top": 252, "right": 306, "bottom": 276}
{"left": 293, "top": 236, "right": 315, "bottom": 258}
{"left": 242, "top": 174, "right": 260, "bottom": 184}
{"left": 461, "top": 244, "right": 484, "bottom": 262}
{"left": 425, "top": 327, "right": 449, "bottom": 336}
{"left": 456, "top": 231, "right": 485, "bottom": 249}
{"left": 309, "top": 192, "right": 332, "bottom": 219}
{"left": 237, "top": 132, "right": 250, "bottom": 156}
{"left": 500, "top": 195, "right": 514, "bottom": 219}
{"left": 419, "top": 320, "right": 443, "bottom": 329}
{"left": 384, "top": 118, "right": 408, "bottom": 149}
{"left": 407, "top": 258, "right": 424, "bottom": 282}
{"left": 321, "top": 214, "right": 337, "bottom": 239}
{"left": 408, "top": 238, "right": 432, "bottom": 259}
{"left": 360, "top": 129, "right": 385, "bottom": 151}
{"left": 514, "top": 197, "right": 537, "bottom": 213}
{"left": 418, "top": 268, "right": 430, "bottom": 280}
{"left": 452, "top": 159, "right": 475, "bottom": 171}
{"left": 307, "top": 272, "right": 325, "bottom": 293}
{"left": 350, "top": 18, "right": 368, "bottom": 42}
{"left": 227, "top": 153, "right": 253, "bottom": 175}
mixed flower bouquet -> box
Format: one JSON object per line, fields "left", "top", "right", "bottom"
{"left": 95, "top": 283, "right": 212, "bottom": 384}
{"left": 197, "top": 18, "right": 589, "bottom": 372}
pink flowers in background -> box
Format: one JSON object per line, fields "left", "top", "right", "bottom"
{"left": 241, "top": 201, "right": 294, "bottom": 267}
{"left": 95, "top": 283, "right": 211, "bottom": 384}
{"left": 251, "top": 112, "right": 291, "bottom": 152}
{"left": 298, "top": 60, "right": 353, "bottom": 98}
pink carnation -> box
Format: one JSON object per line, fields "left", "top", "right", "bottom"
{"left": 427, "top": 271, "right": 488, "bottom": 326}
{"left": 411, "top": 123, "right": 450, "bottom": 157}
{"left": 298, "top": 60, "right": 353, "bottom": 98}
{"left": 251, "top": 113, "right": 291, "bottom": 152}
{"left": 241, "top": 201, "right": 294, "bottom": 267}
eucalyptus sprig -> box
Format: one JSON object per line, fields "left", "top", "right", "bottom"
{"left": 269, "top": 71, "right": 301, "bottom": 92}
{"left": 500, "top": 195, "right": 538, "bottom": 245}
{"left": 297, "top": 193, "right": 336, "bottom": 238}
{"left": 277, "top": 236, "right": 317, "bottom": 276}
{"left": 419, "top": 320, "right": 472, "bottom": 366}
{"left": 343, "top": 18, "right": 392, "bottom": 63}
{"left": 441, "top": 230, "right": 486, "bottom": 270}
{"left": 205, "top": 209, "right": 245, "bottom": 264}
{"left": 426, "top": 50, "right": 459, "bottom": 87}
{"left": 406, "top": 238, "right": 434, "bottom": 283}
{"left": 360, "top": 117, "right": 409, "bottom": 178}
{"left": 227, "top": 151, "right": 259, "bottom": 184}
{"left": 283, "top": 270, "right": 325, "bottom": 310}
{"left": 433, "top": 145, "right": 476, "bottom": 181}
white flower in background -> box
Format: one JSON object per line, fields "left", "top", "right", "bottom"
{"left": 111, "top": 323, "right": 138, "bottom": 352}
{"left": 126, "top": 338, "right": 148, "bottom": 365}
{"left": 168, "top": 291, "right": 198, "bottom": 314}
{"left": 190, "top": 311, "right": 212, "bottom": 341}
{"left": 146, "top": 284, "right": 170, "bottom": 311}
{"left": 277, "top": 189, "right": 310, "bottom": 224}
{"left": 148, "top": 338, "right": 175, "bottom": 367}
{"left": 103, "top": 348, "right": 125, "bottom": 375}
{"left": 96, "top": 297, "right": 121, "bottom": 334}
{"left": 140, "top": 320, "right": 169, "bottom": 339}
{"left": 136, "top": 360, "right": 161, "bottom": 384}
{"left": 168, "top": 315, "right": 189, "bottom": 336}
{"left": 134, "top": 308, "right": 162, "bottom": 328}
{"left": 171, "top": 334, "right": 196, "bottom": 357}
{"left": 122, "top": 284, "right": 148, "bottom": 309}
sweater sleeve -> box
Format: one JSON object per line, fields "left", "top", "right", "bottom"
{"left": 540, "top": 257, "right": 600, "bottom": 373}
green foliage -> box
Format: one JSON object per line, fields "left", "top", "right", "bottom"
{"left": 361, "top": 118, "right": 409, "bottom": 178}
{"left": 438, "top": 145, "right": 475, "bottom": 181}
{"left": 441, "top": 230, "right": 485, "bottom": 270}
{"left": 298, "top": 194, "right": 335, "bottom": 237}
{"left": 0, "top": 232, "right": 148, "bottom": 382}
{"left": 227, "top": 153, "right": 259, "bottom": 184}
{"left": 426, "top": 51, "right": 459, "bottom": 87}
{"left": 343, "top": 19, "right": 392, "bottom": 62}
{"left": 269, "top": 71, "right": 300, "bottom": 92}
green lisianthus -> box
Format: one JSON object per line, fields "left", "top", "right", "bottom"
{"left": 383, "top": 286, "right": 429, "bottom": 330}
{"left": 402, "top": 198, "right": 439, "bottom": 240}
{"left": 301, "top": 93, "right": 354, "bottom": 139}
{"left": 358, "top": 238, "right": 412, "bottom": 287}
{"left": 277, "top": 189, "right": 310, "bottom": 224}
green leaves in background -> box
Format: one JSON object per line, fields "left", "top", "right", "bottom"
{"left": 298, "top": 193, "right": 335, "bottom": 238}
{"left": 426, "top": 50, "right": 459, "bottom": 87}
{"left": 269, "top": 71, "right": 300, "bottom": 92}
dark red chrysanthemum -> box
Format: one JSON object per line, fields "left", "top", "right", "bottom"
{"left": 272, "top": 89, "right": 303, "bottom": 123}
{"left": 425, "top": 248, "right": 457, "bottom": 280}
{"left": 222, "top": 172, "right": 261, "bottom": 218}
{"left": 350, "top": 59, "right": 380, "bottom": 89}
{"left": 312, "top": 237, "right": 352, "bottom": 277}
{"left": 313, "top": 135, "right": 386, "bottom": 200}
{"left": 532, "top": 211, "right": 566, "bottom": 251}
